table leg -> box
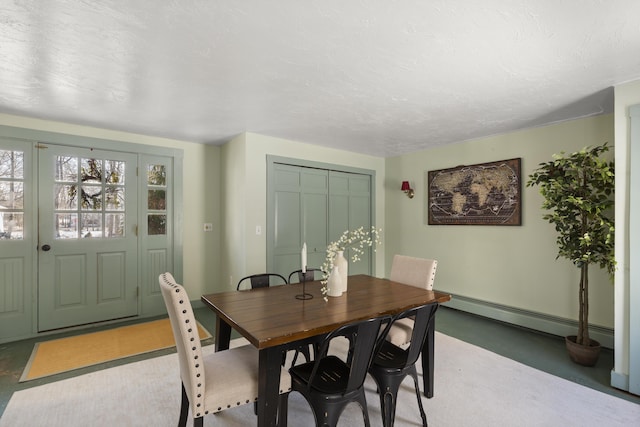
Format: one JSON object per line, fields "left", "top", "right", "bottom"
{"left": 215, "top": 315, "right": 231, "bottom": 352}
{"left": 258, "top": 346, "right": 286, "bottom": 427}
{"left": 422, "top": 312, "right": 435, "bottom": 398}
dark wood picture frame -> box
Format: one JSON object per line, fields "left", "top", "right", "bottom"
{"left": 426, "top": 158, "right": 522, "bottom": 225}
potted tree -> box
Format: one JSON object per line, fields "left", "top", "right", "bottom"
{"left": 527, "top": 143, "right": 615, "bottom": 366}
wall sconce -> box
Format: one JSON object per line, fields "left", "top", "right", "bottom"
{"left": 401, "top": 181, "right": 414, "bottom": 199}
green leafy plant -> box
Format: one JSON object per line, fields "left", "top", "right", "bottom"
{"left": 527, "top": 143, "right": 615, "bottom": 347}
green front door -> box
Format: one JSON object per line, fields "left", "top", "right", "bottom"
{"left": 37, "top": 144, "right": 138, "bottom": 331}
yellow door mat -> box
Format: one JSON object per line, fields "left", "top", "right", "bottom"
{"left": 20, "top": 318, "right": 211, "bottom": 382}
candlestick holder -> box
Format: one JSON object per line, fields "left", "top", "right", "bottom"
{"left": 295, "top": 268, "right": 313, "bottom": 300}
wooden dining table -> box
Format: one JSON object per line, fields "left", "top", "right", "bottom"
{"left": 201, "top": 274, "right": 451, "bottom": 427}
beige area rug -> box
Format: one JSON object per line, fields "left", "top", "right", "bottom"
{"left": 19, "top": 318, "right": 211, "bottom": 382}
{"left": 4, "top": 333, "right": 639, "bottom": 426}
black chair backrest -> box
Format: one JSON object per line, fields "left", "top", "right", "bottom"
{"left": 309, "top": 315, "right": 391, "bottom": 393}
{"left": 288, "top": 268, "right": 322, "bottom": 284}
{"left": 384, "top": 303, "right": 438, "bottom": 368}
{"left": 236, "top": 273, "right": 288, "bottom": 290}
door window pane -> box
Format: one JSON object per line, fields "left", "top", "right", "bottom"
{"left": 54, "top": 156, "right": 126, "bottom": 239}
{"left": 148, "top": 189, "right": 166, "bottom": 210}
{"left": 56, "top": 213, "right": 77, "bottom": 239}
{"left": 147, "top": 164, "right": 166, "bottom": 185}
{"left": 55, "top": 184, "right": 78, "bottom": 210}
{"left": 55, "top": 156, "right": 77, "bottom": 182}
{"left": 81, "top": 158, "right": 102, "bottom": 184}
{"left": 0, "top": 150, "right": 25, "bottom": 240}
{"left": 0, "top": 182, "right": 23, "bottom": 209}
{"left": 81, "top": 185, "right": 103, "bottom": 210}
{"left": 146, "top": 164, "right": 167, "bottom": 236}
{"left": 106, "top": 186, "right": 125, "bottom": 210}
{"left": 0, "top": 150, "right": 23, "bottom": 178}
{"left": 105, "top": 213, "right": 125, "bottom": 237}
{"left": 148, "top": 214, "right": 166, "bottom": 235}
{"left": 81, "top": 213, "right": 101, "bottom": 238}
{"left": 105, "top": 160, "right": 125, "bottom": 184}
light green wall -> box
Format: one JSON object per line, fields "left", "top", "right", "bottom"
{"left": 0, "top": 108, "right": 625, "bottom": 338}
{"left": 0, "top": 113, "right": 221, "bottom": 300}
{"left": 219, "top": 133, "right": 247, "bottom": 292}
{"left": 219, "top": 132, "right": 386, "bottom": 292}
{"left": 385, "top": 114, "right": 615, "bottom": 328}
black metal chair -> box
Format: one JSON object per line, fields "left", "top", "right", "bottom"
{"left": 236, "top": 273, "right": 288, "bottom": 290}
{"left": 369, "top": 303, "right": 439, "bottom": 427}
{"left": 287, "top": 315, "right": 392, "bottom": 427}
{"left": 287, "top": 268, "right": 323, "bottom": 283}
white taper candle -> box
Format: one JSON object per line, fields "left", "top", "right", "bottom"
{"left": 301, "top": 242, "right": 307, "bottom": 273}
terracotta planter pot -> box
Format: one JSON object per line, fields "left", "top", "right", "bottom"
{"left": 565, "top": 335, "right": 601, "bottom": 367}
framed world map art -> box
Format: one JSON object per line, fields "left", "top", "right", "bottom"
{"left": 426, "top": 158, "right": 522, "bottom": 225}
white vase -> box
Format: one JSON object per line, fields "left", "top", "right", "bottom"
{"left": 334, "top": 250, "right": 348, "bottom": 292}
{"left": 326, "top": 266, "right": 343, "bottom": 297}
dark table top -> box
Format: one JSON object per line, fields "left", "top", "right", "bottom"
{"left": 201, "top": 274, "right": 451, "bottom": 349}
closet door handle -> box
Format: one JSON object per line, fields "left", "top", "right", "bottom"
{"left": 41, "top": 244, "right": 51, "bottom": 252}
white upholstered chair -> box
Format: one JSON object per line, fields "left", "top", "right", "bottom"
{"left": 386, "top": 255, "right": 438, "bottom": 346}
{"left": 159, "top": 272, "right": 291, "bottom": 427}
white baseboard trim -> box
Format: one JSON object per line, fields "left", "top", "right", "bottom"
{"left": 611, "top": 369, "right": 630, "bottom": 392}
{"left": 440, "top": 291, "right": 614, "bottom": 349}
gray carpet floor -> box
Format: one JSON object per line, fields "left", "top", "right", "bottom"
{"left": 2, "top": 331, "right": 639, "bottom": 426}
{"left": 1, "top": 305, "right": 638, "bottom": 421}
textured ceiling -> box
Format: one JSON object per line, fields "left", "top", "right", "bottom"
{"left": 1, "top": 1, "right": 640, "bottom": 157}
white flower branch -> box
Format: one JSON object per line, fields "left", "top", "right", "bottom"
{"left": 320, "top": 226, "right": 383, "bottom": 300}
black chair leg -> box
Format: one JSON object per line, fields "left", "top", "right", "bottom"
{"left": 278, "top": 392, "right": 289, "bottom": 427}
{"left": 410, "top": 369, "right": 428, "bottom": 426}
{"left": 380, "top": 388, "right": 397, "bottom": 427}
{"left": 179, "top": 383, "right": 189, "bottom": 427}
{"left": 356, "top": 392, "right": 372, "bottom": 427}
{"left": 372, "top": 374, "right": 402, "bottom": 427}
{"left": 193, "top": 416, "right": 203, "bottom": 427}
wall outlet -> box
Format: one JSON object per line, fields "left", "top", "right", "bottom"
{"left": 256, "top": 225, "right": 262, "bottom": 235}
{"left": 203, "top": 223, "right": 213, "bottom": 232}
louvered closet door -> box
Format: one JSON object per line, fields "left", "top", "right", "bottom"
{"left": 272, "top": 164, "right": 328, "bottom": 277}
{"left": 269, "top": 162, "right": 373, "bottom": 279}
